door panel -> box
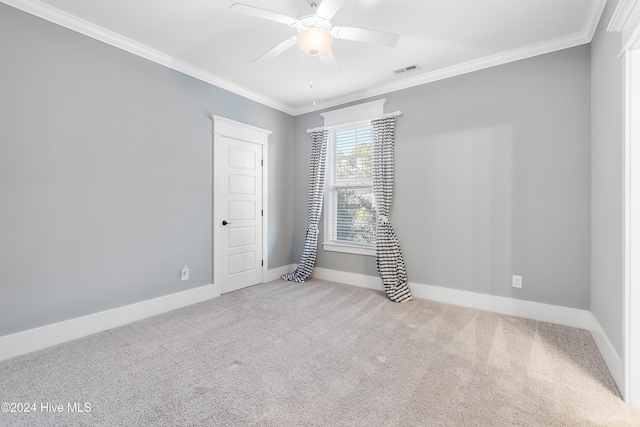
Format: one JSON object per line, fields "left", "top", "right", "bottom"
{"left": 229, "top": 201, "right": 256, "bottom": 220}
{"left": 229, "top": 174, "right": 256, "bottom": 194}
{"left": 229, "top": 148, "right": 257, "bottom": 169}
{"left": 229, "top": 227, "right": 256, "bottom": 247}
{"left": 229, "top": 252, "right": 256, "bottom": 275}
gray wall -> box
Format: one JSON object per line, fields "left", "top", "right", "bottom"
{"left": 0, "top": 0, "right": 608, "bottom": 338}
{"left": 0, "top": 4, "right": 294, "bottom": 336}
{"left": 590, "top": 0, "right": 624, "bottom": 357}
{"left": 294, "top": 45, "right": 592, "bottom": 309}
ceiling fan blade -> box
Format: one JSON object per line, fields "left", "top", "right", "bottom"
{"left": 229, "top": 3, "right": 298, "bottom": 27}
{"left": 319, "top": 49, "right": 340, "bottom": 75}
{"left": 252, "top": 36, "right": 297, "bottom": 63}
{"left": 316, "top": 0, "right": 345, "bottom": 19}
{"left": 332, "top": 26, "right": 400, "bottom": 47}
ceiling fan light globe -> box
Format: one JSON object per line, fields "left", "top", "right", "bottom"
{"left": 297, "top": 27, "right": 333, "bottom": 56}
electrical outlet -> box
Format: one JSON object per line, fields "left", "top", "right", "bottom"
{"left": 512, "top": 275, "right": 522, "bottom": 289}
{"left": 181, "top": 266, "right": 189, "bottom": 281}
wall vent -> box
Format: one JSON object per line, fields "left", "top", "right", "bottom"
{"left": 394, "top": 64, "right": 420, "bottom": 74}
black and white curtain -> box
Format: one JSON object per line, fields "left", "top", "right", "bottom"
{"left": 282, "top": 128, "right": 329, "bottom": 283}
{"left": 371, "top": 115, "right": 413, "bottom": 302}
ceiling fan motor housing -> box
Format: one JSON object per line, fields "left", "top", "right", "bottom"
{"left": 296, "top": 13, "right": 332, "bottom": 31}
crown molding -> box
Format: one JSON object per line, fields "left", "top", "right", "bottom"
{"left": 0, "top": 0, "right": 296, "bottom": 115}
{"left": 607, "top": 0, "right": 640, "bottom": 51}
{"left": 292, "top": 0, "right": 607, "bottom": 115}
{"left": 2, "top": 0, "right": 607, "bottom": 117}
{"left": 608, "top": 0, "right": 639, "bottom": 31}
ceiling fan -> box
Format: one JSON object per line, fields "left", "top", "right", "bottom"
{"left": 229, "top": 0, "right": 400, "bottom": 74}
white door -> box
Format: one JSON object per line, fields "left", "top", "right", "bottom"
{"left": 214, "top": 135, "right": 263, "bottom": 294}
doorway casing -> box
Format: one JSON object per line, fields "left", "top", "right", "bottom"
{"left": 608, "top": 0, "right": 640, "bottom": 407}
{"left": 211, "top": 115, "right": 271, "bottom": 294}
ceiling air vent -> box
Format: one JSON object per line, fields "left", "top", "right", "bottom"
{"left": 394, "top": 64, "right": 420, "bottom": 74}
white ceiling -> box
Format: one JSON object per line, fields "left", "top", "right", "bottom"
{"left": 3, "top": 0, "right": 606, "bottom": 115}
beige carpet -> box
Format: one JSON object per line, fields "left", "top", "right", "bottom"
{"left": 1, "top": 278, "right": 639, "bottom": 426}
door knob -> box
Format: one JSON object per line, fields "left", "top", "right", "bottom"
{"left": 222, "top": 220, "right": 233, "bottom": 226}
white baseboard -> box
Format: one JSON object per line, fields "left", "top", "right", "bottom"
{"left": 311, "top": 267, "right": 628, "bottom": 391}
{"left": 312, "top": 267, "right": 591, "bottom": 329}
{"left": 0, "top": 266, "right": 297, "bottom": 362}
{"left": 589, "top": 312, "right": 624, "bottom": 393}
{"left": 1, "top": 267, "right": 625, "bottom": 398}
{"left": 0, "top": 284, "right": 219, "bottom": 362}
{"left": 409, "top": 282, "right": 593, "bottom": 330}
{"left": 265, "top": 264, "right": 299, "bottom": 282}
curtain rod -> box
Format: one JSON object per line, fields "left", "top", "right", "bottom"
{"left": 306, "top": 110, "right": 403, "bottom": 133}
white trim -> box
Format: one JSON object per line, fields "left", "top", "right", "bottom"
{"left": 264, "top": 264, "right": 299, "bottom": 282}
{"left": 329, "top": 119, "right": 374, "bottom": 134}
{"left": 295, "top": 0, "right": 607, "bottom": 115}
{"left": 210, "top": 115, "right": 273, "bottom": 144}
{"left": 211, "top": 116, "right": 270, "bottom": 293}
{"left": 299, "top": 33, "right": 595, "bottom": 115}
{"left": 314, "top": 266, "right": 623, "bottom": 388}
{"left": 609, "top": 2, "right": 640, "bottom": 407}
{"left": 0, "top": 284, "right": 219, "bottom": 362}
{"left": 310, "top": 268, "right": 626, "bottom": 385}
{"left": 310, "top": 267, "right": 592, "bottom": 329}
{"left": 583, "top": 0, "right": 610, "bottom": 39}
{"left": 0, "top": 0, "right": 606, "bottom": 117}
{"left": 322, "top": 242, "right": 376, "bottom": 257}
{"left": 409, "top": 283, "right": 592, "bottom": 330}
{"left": 608, "top": 0, "right": 639, "bottom": 32}
{"left": 0, "top": 0, "right": 295, "bottom": 115}
{"left": 590, "top": 312, "right": 625, "bottom": 393}
{"left": 0, "top": 269, "right": 623, "bottom": 393}
{"left": 624, "top": 49, "right": 632, "bottom": 407}
{"left": 623, "top": 48, "right": 640, "bottom": 408}
{"left": 322, "top": 102, "right": 383, "bottom": 254}
{"left": 320, "top": 99, "right": 386, "bottom": 127}
{"left": 608, "top": 0, "right": 640, "bottom": 52}
{"left": 262, "top": 147, "right": 270, "bottom": 282}
{"left": 0, "top": 266, "right": 294, "bottom": 362}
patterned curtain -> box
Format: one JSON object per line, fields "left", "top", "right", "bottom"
{"left": 371, "top": 115, "right": 413, "bottom": 302}
{"left": 282, "top": 128, "right": 329, "bottom": 282}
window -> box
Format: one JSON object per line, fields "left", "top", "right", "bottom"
{"left": 320, "top": 99, "right": 385, "bottom": 256}
{"left": 325, "top": 122, "right": 376, "bottom": 254}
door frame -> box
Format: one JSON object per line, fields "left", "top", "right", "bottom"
{"left": 623, "top": 47, "right": 640, "bottom": 408}
{"left": 609, "top": 0, "right": 640, "bottom": 407}
{"left": 210, "top": 115, "right": 271, "bottom": 294}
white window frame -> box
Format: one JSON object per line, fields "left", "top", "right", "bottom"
{"left": 320, "top": 99, "right": 386, "bottom": 257}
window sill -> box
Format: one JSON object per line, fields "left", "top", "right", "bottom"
{"left": 322, "top": 242, "right": 376, "bottom": 257}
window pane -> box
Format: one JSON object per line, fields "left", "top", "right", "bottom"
{"left": 335, "top": 126, "right": 372, "bottom": 184}
{"left": 334, "top": 187, "right": 376, "bottom": 245}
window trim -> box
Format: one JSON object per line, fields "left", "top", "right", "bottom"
{"left": 320, "top": 99, "right": 386, "bottom": 127}
{"left": 322, "top": 241, "right": 376, "bottom": 257}
{"left": 321, "top": 100, "right": 385, "bottom": 256}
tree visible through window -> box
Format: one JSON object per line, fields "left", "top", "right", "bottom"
{"left": 327, "top": 125, "right": 376, "bottom": 247}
